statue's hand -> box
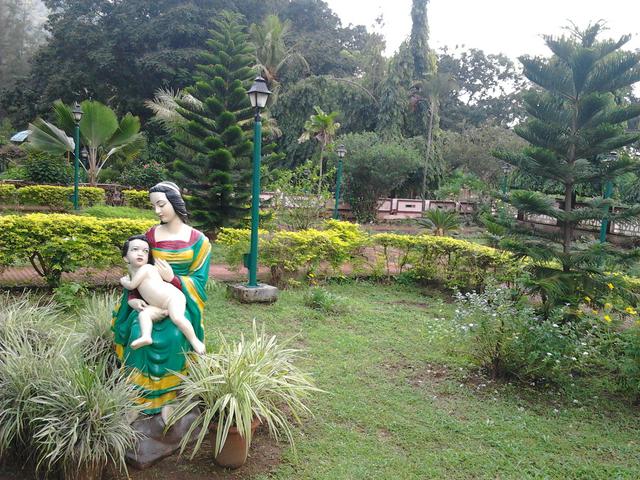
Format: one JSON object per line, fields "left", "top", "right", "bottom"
{"left": 155, "top": 259, "right": 175, "bottom": 283}
{"left": 128, "top": 299, "right": 148, "bottom": 312}
{"left": 120, "top": 276, "right": 131, "bottom": 289}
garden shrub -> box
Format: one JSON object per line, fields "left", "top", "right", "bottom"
{"left": 0, "top": 214, "right": 156, "bottom": 287}
{"left": 119, "top": 160, "right": 167, "bottom": 189}
{"left": 372, "top": 233, "right": 515, "bottom": 290}
{"left": 14, "top": 185, "right": 105, "bottom": 209}
{"left": 0, "top": 183, "right": 16, "bottom": 203}
{"left": 122, "top": 189, "right": 150, "bottom": 209}
{"left": 23, "top": 151, "right": 72, "bottom": 185}
{"left": 217, "top": 220, "right": 369, "bottom": 286}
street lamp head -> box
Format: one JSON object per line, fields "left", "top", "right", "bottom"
{"left": 247, "top": 76, "right": 271, "bottom": 109}
{"left": 81, "top": 146, "right": 88, "bottom": 161}
{"left": 72, "top": 102, "right": 83, "bottom": 123}
{"left": 502, "top": 164, "right": 511, "bottom": 174}
{"left": 336, "top": 144, "right": 347, "bottom": 159}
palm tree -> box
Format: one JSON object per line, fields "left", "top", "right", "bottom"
{"left": 412, "top": 72, "right": 457, "bottom": 198}
{"left": 297, "top": 106, "right": 341, "bottom": 193}
{"left": 29, "top": 100, "right": 144, "bottom": 185}
{"left": 417, "top": 208, "right": 460, "bottom": 236}
{"left": 249, "top": 14, "right": 309, "bottom": 102}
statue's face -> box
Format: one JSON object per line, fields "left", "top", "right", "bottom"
{"left": 125, "top": 238, "right": 150, "bottom": 267}
{"left": 150, "top": 192, "right": 177, "bottom": 223}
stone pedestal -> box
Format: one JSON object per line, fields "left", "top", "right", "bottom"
{"left": 126, "top": 408, "right": 201, "bottom": 470}
{"left": 227, "top": 283, "right": 279, "bottom": 303}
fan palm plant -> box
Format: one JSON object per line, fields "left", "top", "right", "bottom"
{"left": 417, "top": 208, "right": 461, "bottom": 236}
{"left": 28, "top": 100, "right": 144, "bottom": 185}
{"left": 165, "top": 322, "right": 320, "bottom": 468}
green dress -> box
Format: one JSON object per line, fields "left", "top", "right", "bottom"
{"left": 112, "top": 225, "right": 211, "bottom": 414}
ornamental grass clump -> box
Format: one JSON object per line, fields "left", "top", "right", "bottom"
{"left": 28, "top": 359, "right": 141, "bottom": 480}
{"left": 75, "top": 291, "right": 119, "bottom": 368}
{"left": 166, "top": 321, "right": 321, "bottom": 459}
{"left": 303, "top": 287, "right": 347, "bottom": 314}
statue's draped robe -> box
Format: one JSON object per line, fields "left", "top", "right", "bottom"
{"left": 112, "top": 226, "right": 211, "bottom": 414}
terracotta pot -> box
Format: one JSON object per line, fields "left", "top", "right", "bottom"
{"left": 209, "top": 418, "right": 260, "bottom": 469}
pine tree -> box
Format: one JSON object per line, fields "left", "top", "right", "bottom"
{"left": 496, "top": 22, "right": 640, "bottom": 310}
{"left": 169, "top": 12, "right": 255, "bottom": 234}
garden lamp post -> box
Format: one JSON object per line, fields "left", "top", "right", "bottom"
{"left": 599, "top": 151, "right": 618, "bottom": 243}
{"left": 501, "top": 164, "right": 510, "bottom": 195}
{"left": 333, "top": 144, "right": 346, "bottom": 219}
{"left": 71, "top": 102, "right": 83, "bottom": 210}
{"left": 246, "top": 76, "right": 271, "bottom": 287}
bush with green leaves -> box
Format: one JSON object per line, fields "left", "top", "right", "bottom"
{"left": 0, "top": 214, "right": 156, "bottom": 287}
{"left": 122, "top": 189, "right": 150, "bottom": 209}
{"left": 52, "top": 282, "right": 89, "bottom": 311}
{"left": 372, "top": 233, "right": 515, "bottom": 290}
{"left": 119, "top": 160, "right": 167, "bottom": 189}
{"left": 217, "top": 220, "right": 369, "bottom": 286}
{"left": 0, "top": 183, "right": 16, "bottom": 203}
{"left": 23, "top": 150, "right": 72, "bottom": 185}
{"left": 303, "top": 288, "right": 346, "bottom": 314}
{"left": 14, "top": 185, "right": 105, "bottom": 210}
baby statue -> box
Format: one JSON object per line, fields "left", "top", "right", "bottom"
{"left": 120, "top": 234, "right": 206, "bottom": 354}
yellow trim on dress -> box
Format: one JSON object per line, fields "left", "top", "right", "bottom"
{"left": 129, "top": 369, "right": 187, "bottom": 391}
{"left": 153, "top": 250, "right": 193, "bottom": 263}
{"left": 134, "top": 390, "right": 177, "bottom": 409}
{"left": 189, "top": 238, "right": 211, "bottom": 273}
{"left": 182, "top": 276, "right": 205, "bottom": 313}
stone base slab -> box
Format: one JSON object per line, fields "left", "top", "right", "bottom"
{"left": 227, "top": 283, "right": 279, "bottom": 303}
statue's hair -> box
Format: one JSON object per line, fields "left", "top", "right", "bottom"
{"left": 122, "top": 234, "right": 154, "bottom": 265}
{"left": 149, "top": 182, "right": 188, "bottom": 224}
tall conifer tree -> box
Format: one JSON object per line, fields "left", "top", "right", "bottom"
{"left": 496, "top": 23, "right": 640, "bottom": 310}
{"left": 169, "top": 12, "right": 255, "bottom": 234}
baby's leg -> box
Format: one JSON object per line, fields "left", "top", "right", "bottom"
{"left": 130, "top": 306, "right": 166, "bottom": 349}
{"left": 166, "top": 294, "right": 205, "bottom": 355}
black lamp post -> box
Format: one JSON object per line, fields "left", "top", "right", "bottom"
{"left": 501, "top": 164, "right": 511, "bottom": 195}
{"left": 71, "top": 102, "right": 83, "bottom": 210}
{"left": 246, "top": 76, "right": 271, "bottom": 287}
{"left": 333, "top": 144, "right": 346, "bottom": 219}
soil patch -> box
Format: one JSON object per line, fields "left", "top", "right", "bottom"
{"left": 0, "top": 429, "right": 282, "bottom": 480}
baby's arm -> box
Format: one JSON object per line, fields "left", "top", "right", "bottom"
{"left": 121, "top": 264, "right": 153, "bottom": 290}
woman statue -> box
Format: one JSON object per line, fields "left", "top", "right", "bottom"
{"left": 112, "top": 181, "right": 211, "bottom": 415}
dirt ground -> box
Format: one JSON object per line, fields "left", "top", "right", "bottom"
{"left": 0, "top": 428, "right": 283, "bottom": 480}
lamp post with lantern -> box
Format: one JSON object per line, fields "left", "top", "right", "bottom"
{"left": 333, "top": 144, "right": 346, "bottom": 219}
{"left": 246, "top": 76, "right": 271, "bottom": 288}
{"left": 599, "top": 151, "right": 618, "bottom": 243}
{"left": 72, "top": 102, "right": 83, "bottom": 210}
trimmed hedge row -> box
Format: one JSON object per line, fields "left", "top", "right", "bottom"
{"left": 0, "top": 184, "right": 105, "bottom": 209}
{"left": 217, "top": 220, "right": 515, "bottom": 289}
{"left": 0, "top": 214, "right": 156, "bottom": 286}
{"left": 122, "top": 189, "right": 150, "bottom": 209}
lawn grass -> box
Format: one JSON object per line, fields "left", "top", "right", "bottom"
{"left": 202, "top": 280, "right": 640, "bottom": 480}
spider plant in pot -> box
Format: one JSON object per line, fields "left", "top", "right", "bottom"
{"left": 165, "top": 321, "right": 320, "bottom": 469}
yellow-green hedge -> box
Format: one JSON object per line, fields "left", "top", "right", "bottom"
{"left": 0, "top": 214, "right": 156, "bottom": 286}
{"left": 217, "top": 220, "right": 370, "bottom": 286}
{"left": 218, "top": 222, "right": 516, "bottom": 289}
{"left": 122, "top": 189, "right": 150, "bottom": 209}
{"left": 4, "top": 185, "right": 106, "bottom": 209}
{"left": 0, "top": 184, "right": 16, "bottom": 204}
{"left": 371, "top": 233, "right": 516, "bottom": 290}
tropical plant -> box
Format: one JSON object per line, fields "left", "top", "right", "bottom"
{"left": 417, "top": 208, "right": 460, "bottom": 236}
{"left": 158, "top": 12, "right": 254, "bottom": 234}
{"left": 165, "top": 322, "right": 319, "bottom": 462}
{"left": 249, "top": 14, "right": 309, "bottom": 101}
{"left": 303, "top": 288, "right": 346, "bottom": 314}
{"left": 28, "top": 100, "right": 144, "bottom": 185}
{"left": 298, "top": 106, "right": 341, "bottom": 193}
{"left": 495, "top": 22, "right": 640, "bottom": 310}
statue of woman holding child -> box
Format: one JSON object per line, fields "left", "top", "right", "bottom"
{"left": 112, "top": 181, "right": 211, "bottom": 416}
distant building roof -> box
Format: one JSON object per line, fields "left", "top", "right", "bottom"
{"left": 10, "top": 130, "right": 30, "bottom": 143}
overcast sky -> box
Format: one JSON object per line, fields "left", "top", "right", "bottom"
{"left": 324, "top": 0, "right": 640, "bottom": 59}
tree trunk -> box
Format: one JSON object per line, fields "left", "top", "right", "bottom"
{"left": 421, "top": 102, "right": 435, "bottom": 199}
{"left": 317, "top": 143, "right": 325, "bottom": 195}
